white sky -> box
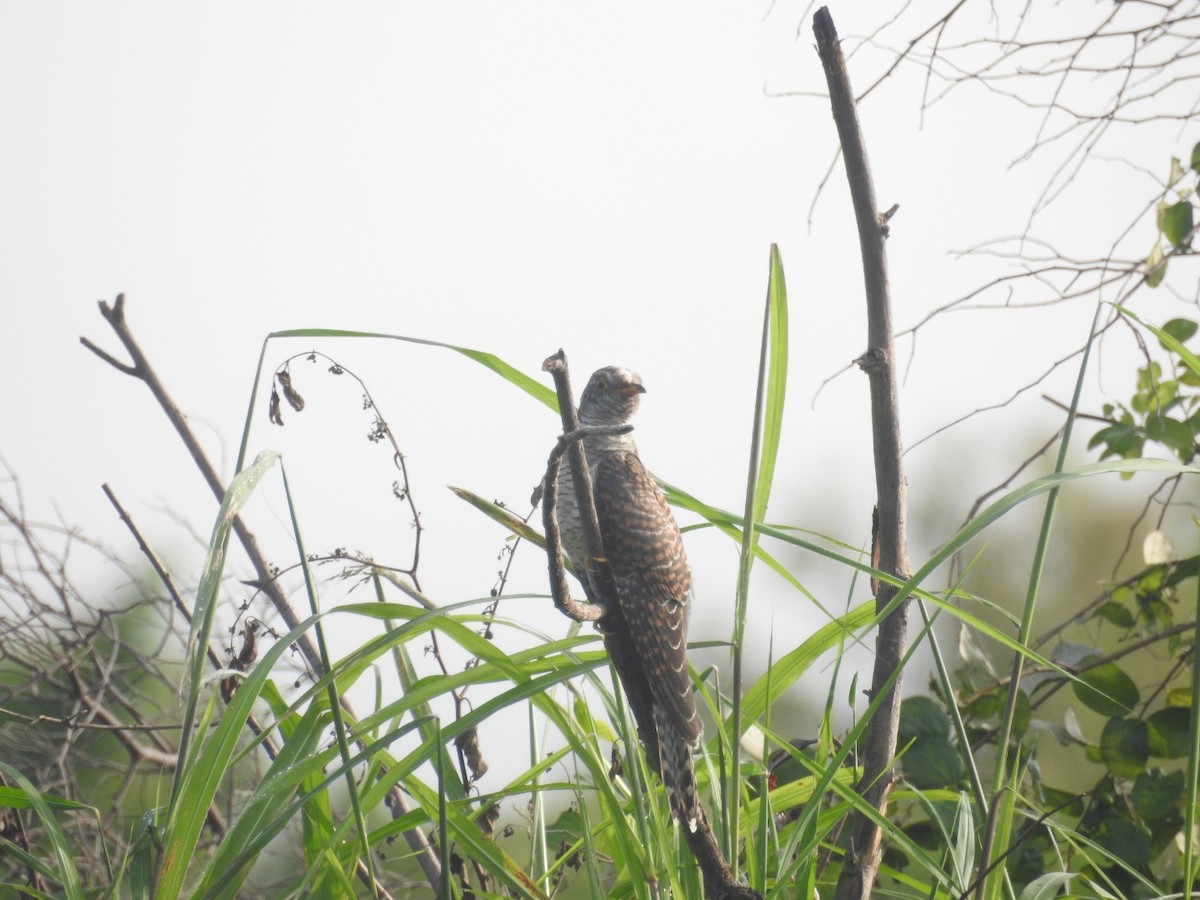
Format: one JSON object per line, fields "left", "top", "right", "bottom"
{"left": 2, "top": 0, "right": 1194, "bottom": 804}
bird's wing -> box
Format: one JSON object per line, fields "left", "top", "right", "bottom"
{"left": 593, "top": 450, "right": 700, "bottom": 744}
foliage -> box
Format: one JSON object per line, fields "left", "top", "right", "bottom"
{"left": 1142, "top": 146, "right": 1200, "bottom": 289}
{"left": 7, "top": 259, "right": 1200, "bottom": 898}
{"left": 6, "top": 11, "right": 1200, "bottom": 900}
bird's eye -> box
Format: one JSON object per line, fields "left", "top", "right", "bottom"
{"left": 594, "top": 377, "right": 609, "bottom": 393}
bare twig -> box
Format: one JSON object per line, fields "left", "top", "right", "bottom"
{"left": 81, "top": 296, "right": 314, "bottom": 653}
{"left": 0, "top": 466, "right": 211, "bottom": 879}
{"left": 813, "top": 10, "right": 912, "bottom": 900}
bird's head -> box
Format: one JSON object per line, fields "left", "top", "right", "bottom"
{"left": 579, "top": 366, "right": 646, "bottom": 425}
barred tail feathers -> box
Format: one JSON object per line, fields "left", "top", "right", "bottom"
{"left": 654, "top": 704, "right": 699, "bottom": 833}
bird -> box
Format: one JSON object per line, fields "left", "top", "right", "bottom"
{"left": 554, "top": 366, "right": 701, "bottom": 832}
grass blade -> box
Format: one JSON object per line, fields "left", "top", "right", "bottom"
{"left": 0, "top": 763, "right": 86, "bottom": 900}
{"left": 728, "top": 244, "right": 789, "bottom": 868}
{"left": 172, "top": 449, "right": 280, "bottom": 815}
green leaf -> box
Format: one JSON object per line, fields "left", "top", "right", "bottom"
{"left": 1041, "top": 786, "right": 1085, "bottom": 817}
{"left": 156, "top": 611, "right": 320, "bottom": 900}
{"left": 726, "top": 242, "right": 790, "bottom": 845}
{"left": 897, "top": 698, "right": 964, "bottom": 790}
{"left": 754, "top": 243, "right": 788, "bottom": 525}
{"left": 1073, "top": 661, "right": 1139, "bottom": 717}
{"left": 1192, "top": 140, "right": 1200, "bottom": 175}
{"left": 1011, "top": 688, "right": 1032, "bottom": 739}
{"left": 1117, "top": 306, "right": 1200, "bottom": 384}
{"left": 949, "top": 792, "right": 975, "bottom": 891}
{"left": 1147, "top": 706, "right": 1191, "bottom": 759}
{"left": 1162, "top": 318, "right": 1198, "bottom": 345}
{"left": 1093, "top": 601, "right": 1135, "bottom": 628}
{"left": 899, "top": 696, "right": 950, "bottom": 740}
{"left": 1146, "top": 413, "right": 1196, "bottom": 462}
{"left": 1016, "top": 872, "right": 1075, "bottom": 900}
{"left": 1133, "top": 367, "right": 1176, "bottom": 412}
{"left": 1100, "top": 717, "right": 1150, "bottom": 779}
{"left": 1145, "top": 242, "right": 1167, "bottom": 288}
{"left": 1087, "top": 422, "right": 1144, "bottom": 461}
{"left": 964, "top": 690, "right": 1002, "bottom": 720}
{"left": 898, "top": 737, "right": 964, "bottom": 790}
{"left": 1170, "top": 156, "right": 1186, "bottom": 186}
{"left": 1093, "top": 813, "right": 1152, "bottom": 869}
{"left": 1131, "top": 768, "right": 1183, "bottom": 820}
{"left": 1159, "top": 199, "right": 1195, "bottom": 248}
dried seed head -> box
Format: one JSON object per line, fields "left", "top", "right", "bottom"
{"left": 276, "top": 370, "right": 305, "bottom": 412}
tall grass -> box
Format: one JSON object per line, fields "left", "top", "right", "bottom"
{"left": 6, "top": 259, "right": 1200, "bottom": 899}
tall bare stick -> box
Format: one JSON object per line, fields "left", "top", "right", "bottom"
{"left": 812, "top": 9, "right": 912, "bottom": 899}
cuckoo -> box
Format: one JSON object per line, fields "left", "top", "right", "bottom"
{"left": 555, "top": 366, "right": 701, "bottom": 832}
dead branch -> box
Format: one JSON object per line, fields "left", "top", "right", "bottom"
{"left": 0, "top": 466, "right": 215, "bottom": 879}
{"left": 813, "top": 9, "right": 912, "bottom": 900}
{"left": 81, "top": 296, "right": 314, "bottom": 651}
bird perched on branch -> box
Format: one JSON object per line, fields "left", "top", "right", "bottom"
{"left": 555, "top": 366, "right": 701, "bottom": 832}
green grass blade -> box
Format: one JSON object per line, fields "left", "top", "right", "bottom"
{"left": 527, "top": 705, "right": 549, "bottom": 886}
{"left": 190, "top": 692, "right": 329, "bottom": 897}
{"left": 737, "top": 602, "right": 874, "bottom": 726}
{"left": 202, "top": 718, "right": 430, "bottom": 897}
{"left": 983, "top": 769, "right": 1019, "bottom": 900}
{"left": 171, "top": 449, "right": 280, "bottom": 818}
{"left": 278, "top": 460, "right": 377, "bottom": 895}
{"left": 404, "top": 778, "right": 550, "bottom": 899}
{"left": 262, "top": 680, "right": 338, "bottom": 883}
{"left": 950, "top": 791, "right": 975, "bottom": 893}
{"left": 1115, "top": 304, "right": 1200, "bottom": 379}
{"left": 980, "top": 298, "right": 1103, "bottom": 895}
{"left": 388, "top": 631, "right": 466, "bottom": 804}
{"left": 1186, "top": 570, "right": 1200, "bottom": 895}
{"left": 155, "top": 611, "right": 318, "bottom": 899}
{"left": 0, "top": 788, "right": 93, "bottom": 814}
{"left": 448, "top": 486, "right": 544, "bottom": 547}
{"left": 755, "top": 242, "right": 788, "bottom": 525}
{"left": 727, "top": 244, "right": 789, "bottom": 867}
{"left": 0, "top": 763, "right": 86, "bottom": 900}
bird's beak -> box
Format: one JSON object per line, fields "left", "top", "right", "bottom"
{"left": 616, "top": 383, "right": 646, "bottom": 397}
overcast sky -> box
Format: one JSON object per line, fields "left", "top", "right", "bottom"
{"left": 2, "top": 3, "right": 1192, "bottom": 773}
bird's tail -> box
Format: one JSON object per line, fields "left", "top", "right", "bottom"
{"left": 655, "top": 705, "right": 699, "bottom": 833}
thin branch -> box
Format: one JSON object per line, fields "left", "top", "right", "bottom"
{"left": 814, "top": 9, "right": 912, "bottom": 900}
